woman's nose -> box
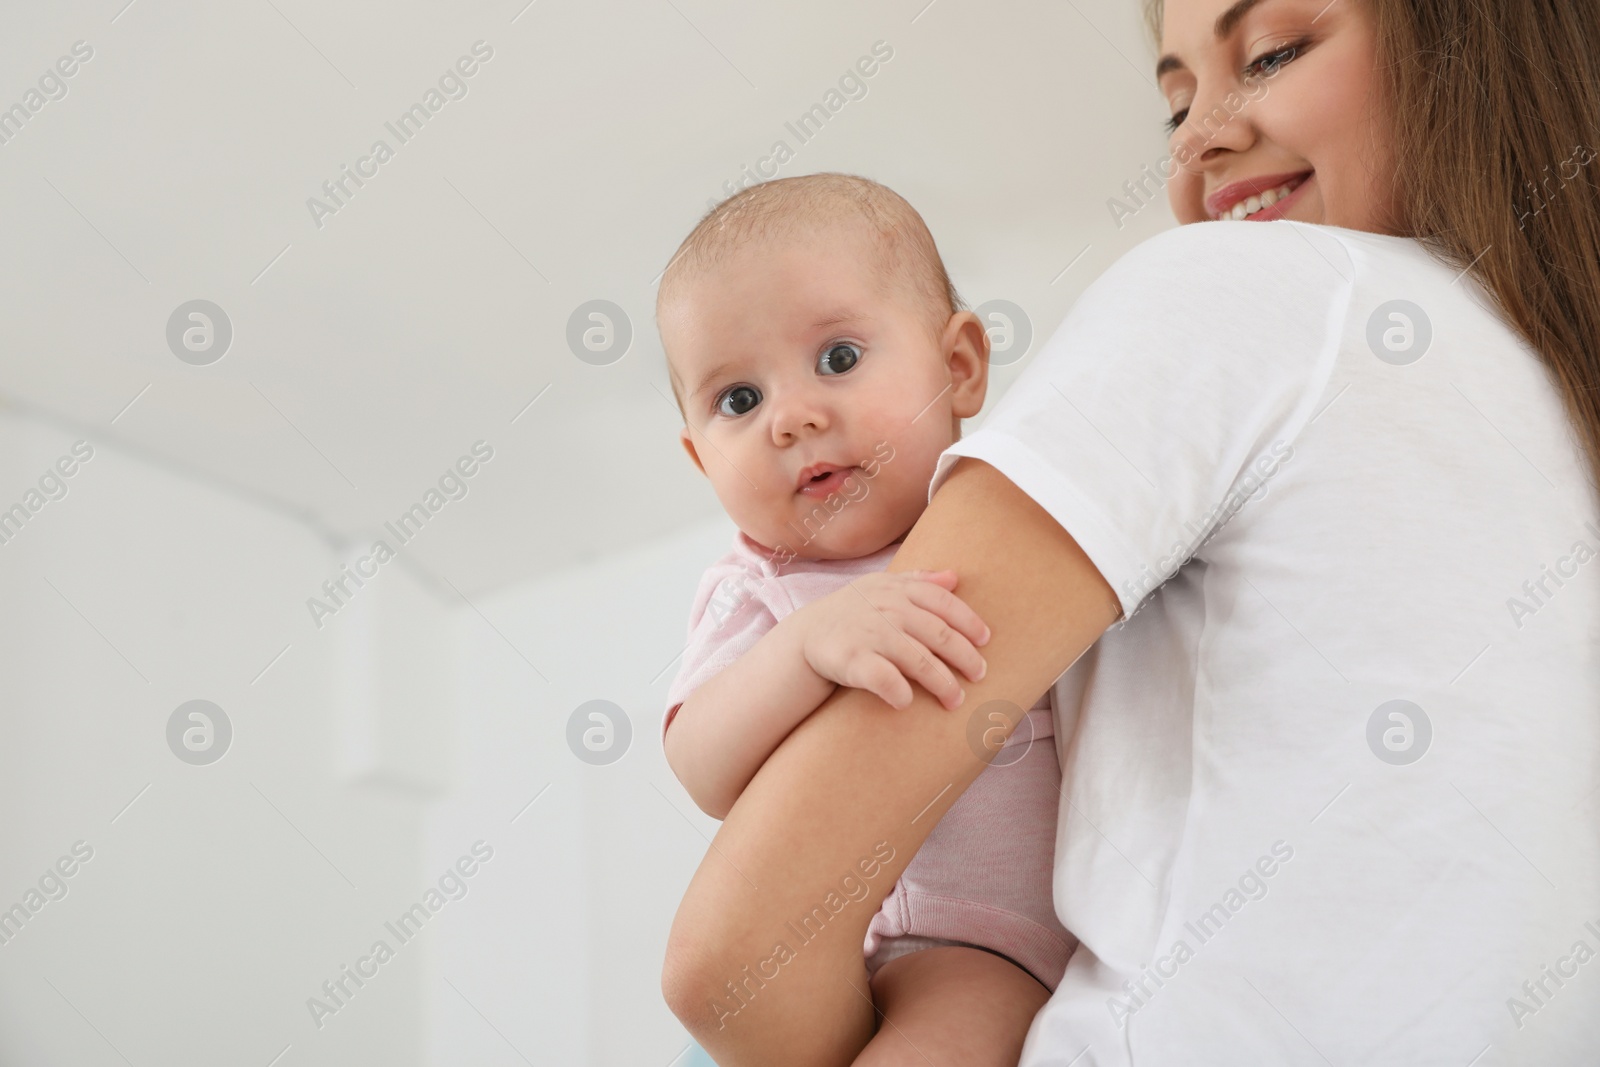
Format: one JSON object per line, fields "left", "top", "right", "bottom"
{"left": 1171, "top": 84, "right": 1256, "bottom": 166}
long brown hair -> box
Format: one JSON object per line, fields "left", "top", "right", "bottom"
{"left": 1144, "top": 0, "right": 1600, "bottom": 496}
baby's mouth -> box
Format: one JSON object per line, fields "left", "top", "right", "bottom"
{"left": 797, "top": 467, "right": 859, "bottom": 498}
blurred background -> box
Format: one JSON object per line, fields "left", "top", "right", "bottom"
{"left": 0, "top": 0, "right": 1178, "bottom": 1062}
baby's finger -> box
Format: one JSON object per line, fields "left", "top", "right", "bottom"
{"left": 847, "top": 654, "right": 916, "bottom": 709}
{"left": 906, "top": 579, "right": 992, "bottom": 647}
{"left": 900, "top": 605, "right": 987, "bottom": 685}
{"left": 904, "top": 569, "right": 959, "bottom": 590}
{"left": 873, "top": 632, "right": 965, "bottom": 710}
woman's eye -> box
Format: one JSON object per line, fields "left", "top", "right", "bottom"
{"left": 1166, "top": 39, "right": 1307, "bottom": 133}
{"left": 818, "top": 342, "right": 861, "bottom": 376}
{"left": 716, "top": 385, "right": 761, "bottom": 417}
{"left": 1245, "top": 41, "right": 1302, "bottom": 80}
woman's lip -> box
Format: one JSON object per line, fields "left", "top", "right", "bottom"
{"left": 1241, "top": 172, "right": 1314, "bottom": 222}
{"left": 797, "top": 467, "right": 858, "bottom": 497}
{"left": 1207, "top": 170, "right": 1314, "bottom": 219}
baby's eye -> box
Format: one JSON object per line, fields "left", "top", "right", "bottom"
{"left": 716, "top": 384, "right": 761, "bottom": 417}
{"left": 818, "top": 342, "right": 861, "bottom": 376}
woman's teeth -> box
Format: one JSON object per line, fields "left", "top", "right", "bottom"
{"left": 1221, "top": 180, "right": 1300, "bottom": 220}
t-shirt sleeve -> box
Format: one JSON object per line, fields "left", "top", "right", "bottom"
{"left": 662, "top": 554, "right": 780, "bottom": 740}
{"left": 929, "top": 220, "right": 1355, "bottom": 622}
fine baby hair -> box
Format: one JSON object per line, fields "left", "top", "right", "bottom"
{"left": 657, "top": 171, "right": 967, "bottom": 415}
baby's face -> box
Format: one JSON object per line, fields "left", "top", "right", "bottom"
{"left": 662, "top": 224, "right": 985, "bottom": 561}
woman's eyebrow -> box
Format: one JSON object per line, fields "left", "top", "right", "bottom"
{"left": 1155, "top": 0, "right": 1270, "bottom": 79}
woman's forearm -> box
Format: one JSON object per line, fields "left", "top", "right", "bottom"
{"left": 660, "top": 458, "right": 1120, "bottom": 1066}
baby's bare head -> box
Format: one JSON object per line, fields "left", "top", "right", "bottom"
{"left": 658, "top": 173, "right": 963, "bottom": 414}
{"left": 656, "top": 173, "right": 993, "bottom": 561}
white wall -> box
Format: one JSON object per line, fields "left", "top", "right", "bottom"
{"left": 0, "top": 405, "right": 727, "bottom": 1065}
{"left": 0, "top": 408, "right": 447, "bottom": 1065}
{"left": 429, "top": 513, "right": 733, "bottom": 1065}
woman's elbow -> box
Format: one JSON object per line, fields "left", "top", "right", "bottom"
{"left": 660, "top": 946, "right": 705, "bottom": 1034}
{"left": 660, "top": 914, "right": 731, "bottom": 1041}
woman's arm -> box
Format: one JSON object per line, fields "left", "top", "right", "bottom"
{"left": 661, "top": 456, "right": 1121, "bottom": 1066}
{"left": 667, "top": 569, "right": 993, "bottom": 820}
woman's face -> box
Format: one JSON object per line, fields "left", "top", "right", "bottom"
{"left": 1157, "top": 0, "right": 1402, "bottom": 234}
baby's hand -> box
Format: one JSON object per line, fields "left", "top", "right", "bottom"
{"left": 797, "top": 570, "right": 990, "bottom": 711}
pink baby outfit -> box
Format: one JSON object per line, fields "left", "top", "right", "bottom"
{"left": 663, "top": 530, "right": 1078, "bottom": 992}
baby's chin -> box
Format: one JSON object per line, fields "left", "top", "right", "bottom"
{"left": 752, "top": 516, "right": 910, "bottom": 564}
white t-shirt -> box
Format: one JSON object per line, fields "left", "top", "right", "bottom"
{"left": 929, "top": 220, "right": 1600, "bottom": 1066}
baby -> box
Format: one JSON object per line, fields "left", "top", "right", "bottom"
{"left": 657, "top": 172, "right": 1075, "bottom": 1062}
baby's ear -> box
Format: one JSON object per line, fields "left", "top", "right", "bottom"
{"left": 944, "top": 310, "right": 990, "bottom": 418}
{"left": 679, "top": 425, "right": 708, "bottom": 476}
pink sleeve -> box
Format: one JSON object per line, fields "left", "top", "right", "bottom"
{"left": 663, "top": 556, "right": 780, "bottom": 740}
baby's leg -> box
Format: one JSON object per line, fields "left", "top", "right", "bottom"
{"left": 852, "top": 945, "right": 1050, "bottom": 1067}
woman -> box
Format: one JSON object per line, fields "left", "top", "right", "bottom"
{"left": 663, "top": 0, "right": 1600, "bottom": 1063}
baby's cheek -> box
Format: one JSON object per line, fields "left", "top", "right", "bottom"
{"left": 874, "top": 469, "right": 923, "bottom": 523}
{"left": 716, "top": 481, "right": 766, "bottom": 528}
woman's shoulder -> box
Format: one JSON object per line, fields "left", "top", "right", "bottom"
{"left": 1056, "top": 222, "right": 1361, "bottom": 359}
{"left": 1112, "top": 220, "right": 1366, "bottom": 283}
{"left": 1115, "top": 220, "right": 1460, "bottom": 290}
{"left": 1075, "top": 221, "right": 1473, "bottom": 352}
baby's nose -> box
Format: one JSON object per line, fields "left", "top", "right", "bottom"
{"left": 769, "top": 395, "right": 830, "bottom": 440}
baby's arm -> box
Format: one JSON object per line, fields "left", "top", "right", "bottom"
{"left": 665, "top": 569, "right": 991, "bottom": 820}
{"left": 665, "top": 612, "right": 836, "bottom": 820}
